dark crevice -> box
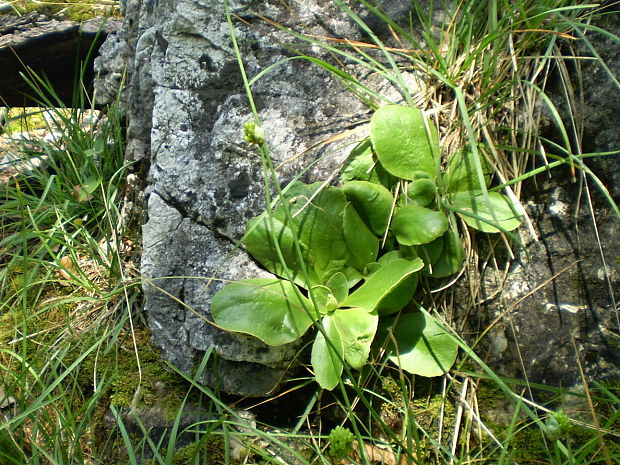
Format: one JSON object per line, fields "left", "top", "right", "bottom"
{"left": 150, "top": 188, "right": 240, "bottom": 247}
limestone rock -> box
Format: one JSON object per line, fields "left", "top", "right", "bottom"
{"left": 454, "top": 180, "right": 620, "bottom": 387}
{"left": 102, "top": 0, "right": 378, "bottom": 396}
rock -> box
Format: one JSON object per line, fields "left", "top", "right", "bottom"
{"left": 0, "top": 384, "right": 17, "bottom": 419}
{"left": 100, "top": 0, "right": 383, "bottom": 396}
{"left": 454, "top": 179, "right": 620, "bottom": 387}
{"left": 0, "top": 12, "right": 121, "bottom": 107}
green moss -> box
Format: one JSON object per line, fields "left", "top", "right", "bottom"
{"left": 1, "top": 1, "right": 121, "bottom": 21}
{"left": 375, "top": 375, "right": 456, "bottom": 464}
{"left": 504, "top": 425, "right": 547, "bottom": 461}
{"left": 75, "top": 327, "right": 188, "bottom": 415}
{"left": 472, "top": 380, "right": 620, "bottom": 463}
{"left": 475, "top": 378, "right": 508, "bottom": 408}
{"left": 603, "top": 330, "right": 620, "bottom": 349}
{"left": 381, "top": 376, "right": 404, "bottom": 406}
{"left": 413, "top": 391, "right": 455, "bottom": 434}
{"left": 0, "top": 308, "right": 20, "bottom": 345}
{"left": 146, "top": 436, "right": 228, "bottom": 465}
{"left": 3, "top": 108, "right": 48, "bottom": 135}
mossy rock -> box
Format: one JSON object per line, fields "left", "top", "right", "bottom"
{"left": 146, "top": 438, "right": 228, "bottom": 465}
{"left": 1, "top": 0, "right": 121, "bottom": 21}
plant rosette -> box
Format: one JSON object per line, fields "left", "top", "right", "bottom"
{"left": 212, "top": 105, "right": 522, "bottom": 389}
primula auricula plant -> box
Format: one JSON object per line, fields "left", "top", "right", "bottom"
{"left": 212, "top": 105, "right": 522, "bottom": 390}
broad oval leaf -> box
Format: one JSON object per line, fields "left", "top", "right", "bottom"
{"left": 377, "top": 250, "right": 406, "bottom": 266}
{"left": 370, "top": 105, "right": 439, "bottom": 180}
{"left": 342, "top": 258, "right": 423, "bottom": 311}
{"left": 373, "top": 251, "right": 420, "bottom": 315}
{"left": 445, "top": 150, "right": 493, "bottom": 193}
{"left": 211, "top": 278, "right": 316, "bottom": 346}
{"left": 322, "top": 267, "right": 363, "bottom": 290}
{"left": 343, "top": 203, "right": 379, "bottom": 271}
{"left": 275, "top": 182, "right": 351, "bottom": 277}
{"left": 382, "top": 309, "right": 458, "bottom": 377}
{"left": 376, "top": 273, "right": 418, "bottom": 316}
{"left": 341, "top": 138, "right": 398, "bottom": 188}
{"left": 244, "top": 214, "right": 319, "bottom": 288}
{"left": 332, "top": 307, "right": 378, "bottom": 369}
{"left": 413, "top": 235, "right": 444, "bottom": 267}
{"left": 452, "top": 191, "right": 521, "bottom": 233}
{"left": 392, "top": 205, "right": 449, "bottom": 246}
{"left": 311, "top": 285, "right": 338, "bottom": 314}
{"left": 325, "top": 271, "right": 349, "bottom": 304}
{"left": 342, "top": 181, "right": 394, "bottom": 235}
{"left": 405, "top": 178, "right": 437, "bottom": 207}
{"left": 426, "top": 229, "right": 464, "bottom": 278}
{"left": 311, "top": 315, "right": 344, "bottom": 390}
{"left": 364, "top": 261, "right": 383, "bottom": 276}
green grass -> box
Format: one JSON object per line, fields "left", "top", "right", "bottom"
{"left": 0, "top": 64, "right": 146, "bottom": 463}
{"left": 0, "top": 1, "right": 619, "bottom": 464}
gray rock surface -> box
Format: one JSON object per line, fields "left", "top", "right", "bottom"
{"left": 454, "top": 180, "right": 620, "bottom": 387}
{"left": 97, "top": 0, "right": 385, "bottom": 396}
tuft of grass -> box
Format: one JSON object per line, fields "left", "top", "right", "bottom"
{"left": 0, "top": 63, "right": 147, "bottom": 463}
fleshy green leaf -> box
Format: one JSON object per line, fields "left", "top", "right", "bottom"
{"left": 413, "top": 235, "right": 444, "bottom": 267}
{"left": 332, "top": 307, "right": 378, "bottom": 369}
{"left": 341, "top": 138, "right": 397, "bottom": 188}
{"left": 426, "top": 229, "right": 464, "bottom": 278}
{"left": 311, "top": 315, "right": 344, "bottom": 390}
{"left": 322, "top": 267, "right": 363, "bottom": 290}
{"left": 211, "top": 278, "right": 316, "bottom": 346}
{"left": 376, "top": 273, "right": 418, "bottom": 316}
{"left": 244, "top": 182, "right": 352, "bottom": 286}
{"left": 445, "top": 150, "right": 493, "bottom": 193}
{"left": 342, "top": 181, "right": 394, "bottom": 235}
{"left": 377, "top": 250, "right": 406, "bottom": 266}
{"left": 405, "top": 178, "right": 437, "bottom": 207}
{"left": 244, "top": 214, "right": 319, "bottom": 288}
{"left": 370, "top": 105, "right": 439, "bottom": 180}
{"left": 373, "top": 250, "right": 420, "bottom": 315}
{"left": 382, "top": 309, "right": 458, "bottom": 376}
{"left": 343, "top": 203, "right": 379, "bottom": 270}
{"left": 325, "top": 271, "right": 349, "bottom": 304}
{"left": 342, "top": 258, "right": 423, "bottom": 311}
{"left": 275, "top": 183, "right": 350, "bottom": 277}
{"left": 392, "top": 205, "right": 449, "bottom": 246}
{"left": 452, "top": 191, "right": 521, "bottom": 233}
{"left": 311, "top": 285, "right": 338, "bottom": 314}
{"left": 364, "top": 261, "right": 383, "bottom": 276}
